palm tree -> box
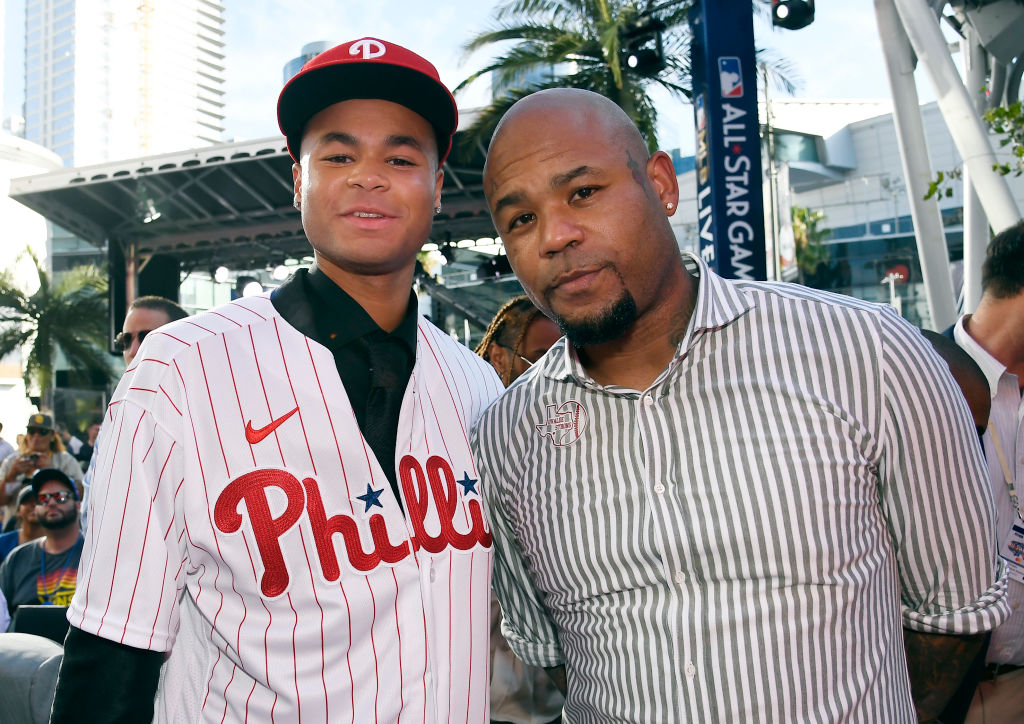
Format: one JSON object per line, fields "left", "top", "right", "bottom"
{"left": 0, "top": 250, "right": 115, "bottom": 408}
{"left": 457, "top": 0, "right": 798, "bottom": 153}
{"left": 791, "top": 206, "right": 830, "bottom": 286}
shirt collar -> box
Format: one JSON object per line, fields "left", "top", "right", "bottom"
{"left": 273, "top": 265, "right": 419, "bottom": 357}
{"left": 539, "top": 252, "right": 755, "bottom": 385}
{"left": 953, "top": 315, "right": 1007, "bottom": 400}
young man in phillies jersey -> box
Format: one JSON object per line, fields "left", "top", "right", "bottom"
{"left": 51, "top": 38, "right": 503, "bottom": 723}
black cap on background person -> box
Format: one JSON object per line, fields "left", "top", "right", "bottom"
{"left": 30, "top": 468, "right": 78, "bottom": 500}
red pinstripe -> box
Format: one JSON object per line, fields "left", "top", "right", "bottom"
{"left": 186, "top": 320, "right": 218, "bottom": 335}
{"left": 367, "top": 576, "right": 380, "bottom": 724}
{"left": 298, "top": 524, "right": 330, "bottom": 720}
{"left": 144, "top": 449, "right": 178, "bottom": 649}
{"left": 155, "top": 331, "right": 190, "bottom": 347}
{"left": 249, "top": 327, "right": 287, "bottom": 464}
{"left": 159, "top": 385, "right": 183, "bottom": 416}
{"left": 420, "top": 603, "right": 428, "bottom": 724}
{"left": 121, "top": 431, "right": 159, "bottom": 641}
{"left": 195, "top": 343, "right": 236, "bottom": 710}
{"left": 196, "top": 341, "right": 231, "bottom": 478}
{"left": 448, "top": 555, "right": 454, "bottom": 720}
{"left": 465, "top": 552, "right": 476, "bottom": 724}
{"left": 209, "top": 310, "right": 245, "bottom": 328}
{"left": 271, "top": 318, "right": 316, "bottom": 475}
{"left": 218, "top": 665, "right": 237, "bottom": 724}
{"left": 97, "top": 414, "right": 147, "bottom": 636}
{"left": 245, "top": 325, "right": 286, "bottom": 712}
{"left": 244, "top": 679, "right": 256, "bottom": 721}
{"left": 275, "top": 339, "right": 328, "bottom": 722}
{"left": 231, "top": 299, "right": 269, "bottom": 321}
{"left": 222, "top": 335, "right": 256, "bottom": 468}
{"left": 419, "top": 328, "right": 480, "bottom": 476}
{"left": 392, "top": 568, "right": 405, "bottom": 720}
{"left": 175, "top": 358, "right": 243, "bottom": 717}
{"left": 146, "top": 549, "right": 171, "bottom": 650}
{"left": 288, "top": 592, "right": 301, "bottom": 723}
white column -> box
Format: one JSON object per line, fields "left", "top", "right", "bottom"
{"left": 874, "top": 0, "right": 958, "bottom": 330}
{"left": 960, "top": 26, "right": 988, "bottom": 315}
{"left": 892, "top": 0, "right": 1021, "bottom": 233}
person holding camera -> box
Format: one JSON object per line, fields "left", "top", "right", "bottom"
{"left": 0, "top": 414, "right": 83, "bottom": 530}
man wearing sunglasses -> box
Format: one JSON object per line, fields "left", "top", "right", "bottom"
{"left": 0, "top": 413, "right": 83, "bottom": 526}
{"left": 0, "top": 468, "right": 83, "bottom": 622}
{"left": 116, "top": 295, "right": 188, "bottom": 366}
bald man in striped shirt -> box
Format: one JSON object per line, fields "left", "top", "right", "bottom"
{"left": 472, "top": 88, "right": 1008, "bottom": 723}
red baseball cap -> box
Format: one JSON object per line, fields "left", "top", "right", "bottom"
{"left": 277, "top": 37, "right": 458, "bottom": 164}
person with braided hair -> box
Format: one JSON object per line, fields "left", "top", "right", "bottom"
{"left": 477, "top": 296, "right": 562, "bottom": 387}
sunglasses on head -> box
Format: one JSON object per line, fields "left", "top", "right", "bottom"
{"left": 113, "top": 330, "right": 153, "bottom": 352}
{"left": 36, "top": 490, "right": 73, "bottom": 505}
{"left": 26, "top": 427, "right": 51, "bottom": 436}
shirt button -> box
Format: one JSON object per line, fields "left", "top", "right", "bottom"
{"left": 685, "top": 661, "right": 696, "bottom": 678}
{"left": 429, "top": 568, "right": 437, "bottom": 582}
{"left": 674, "top": 571, "right": 686, "bottom": 584}
{"left": 654, "top": 483, "right": 666, "bottom": 494}
{"left": 644, "top": 396, "right": 655, "bottom": 406}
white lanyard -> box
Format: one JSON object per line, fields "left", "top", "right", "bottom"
{"left": 989, "top": 423, "right": 1021, "bottom": 519}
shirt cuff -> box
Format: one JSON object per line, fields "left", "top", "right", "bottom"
{"left": 902, "top": 570, "right": 1011, "bottom": 635}
{"left": 500, "top": 619, "right": 564, "bottom": 669}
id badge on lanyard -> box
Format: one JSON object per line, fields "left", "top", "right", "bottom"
{"left": 991, "top": 424, "right": 1024, "bottom": 582}
{"left": 999, "top": 522, "right": 1024, "bottom": 584}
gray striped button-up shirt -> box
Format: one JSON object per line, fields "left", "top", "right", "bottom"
{"left": 471, "top": 254, "right": 1009, "bottom": 723}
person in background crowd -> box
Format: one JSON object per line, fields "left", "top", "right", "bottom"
{"left": 115, "top": 295, "right": 188, "bottom": 366}
{"left": 56, "top": 422, "right": 83, "bottom": 458}
{"left": 950, "top": 221, "right": 1024, "bottom": 724}
{"left": 472, "top": 88, "right": 1008, "bottom": 723}
{"left": 0, "top": 422, "right": 15, "bottom": 463}
{"left": 0, "top": 486, "right": 44, "bottom": 563}
{"left": 0, "top": 413, "right": 83, "bottom": 529}
{"left": 477, "top": 295, "right": 563, "bottom": 387}
{"left": 0, "top": 468, "right": 83, "bottom": 620}
{"left": 477, "top": 296, "right": 564, "bottom": 724}
{"left": 74, "top": 420, "right": 101, "bottom": 467}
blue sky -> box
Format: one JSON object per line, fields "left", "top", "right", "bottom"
{"left": 2, "top": 1, "right": 913, "bottom": 155}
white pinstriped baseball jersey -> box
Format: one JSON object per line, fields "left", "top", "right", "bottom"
{"left": 69, "top": 293, "right": 503, "bottom": 723}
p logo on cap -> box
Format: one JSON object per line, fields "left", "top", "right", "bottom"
{"left": 350, "top": 39, "right": 386, "bottom": 60}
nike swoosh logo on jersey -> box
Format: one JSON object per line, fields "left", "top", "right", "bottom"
{"left": 245, "top": 406, "right": 299, "bottom": 445}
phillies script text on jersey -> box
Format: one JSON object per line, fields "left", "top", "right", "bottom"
{"left": 215, "top": 456, "right": 491, "bottom": 597}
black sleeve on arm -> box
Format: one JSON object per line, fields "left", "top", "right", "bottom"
{"left": 50, "top": 626, "right": 164, "bottom": 724}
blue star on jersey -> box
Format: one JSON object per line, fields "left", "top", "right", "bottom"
{"left": 458, "top": 472, "right": 478, "bottom": 496}
{"left": 357, "top": 483, "right": 385, "bottom": 512}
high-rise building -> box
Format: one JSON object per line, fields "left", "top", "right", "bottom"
{"left": 283, "top": 41, "right": 331, "bottom": 85}
{"left": 23, "top": 0, "right": 226, "bottom": 166}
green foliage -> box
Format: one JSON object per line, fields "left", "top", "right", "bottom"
{"left": 456, "top": 0, "right": 799, "bottom": 155}
{"left": 923, "top": 168, "right": 962, "bottom": 201}
{"left": 0, "top": 249, "right": 114, "bottom": 403}
{"left": 791, "top": 206, "right": 830, "bottom": 282}
{"left": 924, "top": 101, "right": 1024, "bottom": 200}
{"left": 984, "top": 101, "right": 1024, "bottom": 177}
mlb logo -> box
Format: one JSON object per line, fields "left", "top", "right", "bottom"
{"left": 695, "top": 94, "right": 707, "bottom": 130}
{"left": 719, "top": 57, "right": 743, "bottom": 98}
